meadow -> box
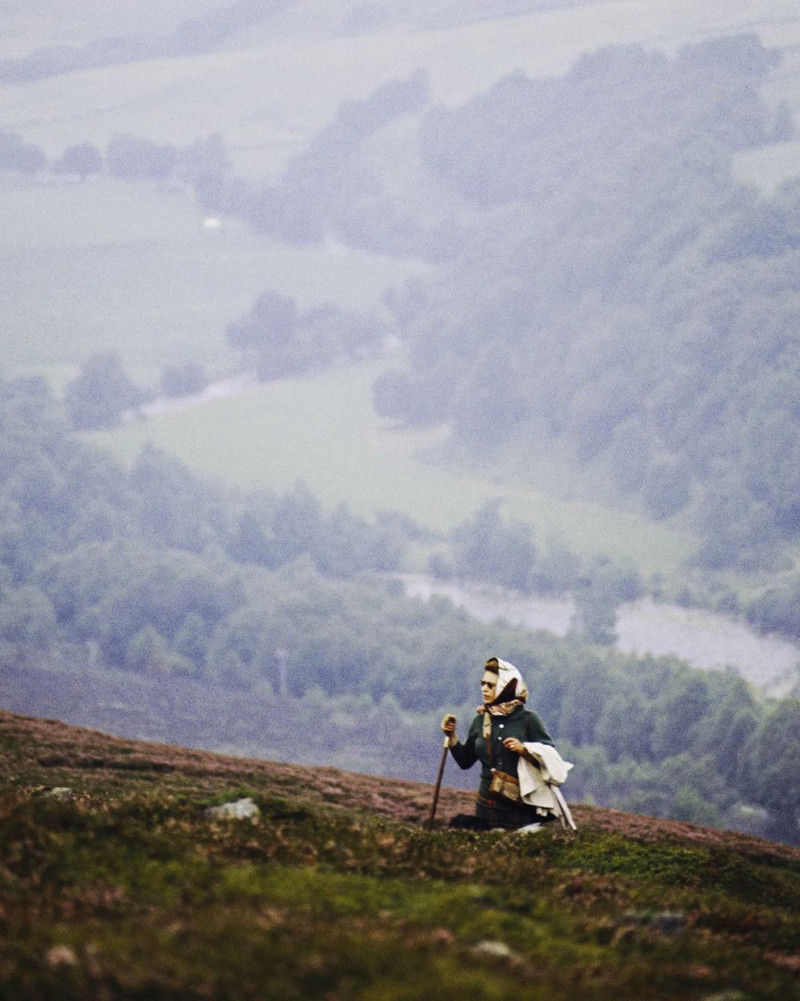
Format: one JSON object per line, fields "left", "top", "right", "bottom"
{"left": 0, "top": 176, "right": 423, "bottom": 389}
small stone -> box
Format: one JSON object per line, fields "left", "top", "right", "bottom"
{"left": 653, "top": 912, "right": 686, "bottom": 936}
{"left": 699, "top": 993, "right": 747, "bottom": 1001}
{"left": 46, "top": 945, "right": 78, "bottom": 968}
{"left": 473, "top": 940, "right": 513, "bottom": 959}
{"left": 42, "top": 787, "right": 73, "bottom": 800}
{"left": 621, "top": 909, "right": 686, "bottom": 936}
{"left": 204, "top": 797, "right": 260, "bottom": 820}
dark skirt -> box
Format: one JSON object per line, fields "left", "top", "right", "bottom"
{"left": 474, "top": 795, "right": 553, "bottom": 829}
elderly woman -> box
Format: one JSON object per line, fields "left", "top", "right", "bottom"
{"left": 442, "top": 656, "right": 557, "bottom": 830}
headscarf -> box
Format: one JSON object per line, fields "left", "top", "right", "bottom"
{"left": 477, "top": 657, "right": 528, "bottom": 740}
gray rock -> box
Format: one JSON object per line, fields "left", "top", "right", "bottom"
{"left": 204, "top": 797, "right": 260, "bottom": 820}
{"left": 622, "top": 910, "right": 686, "bottom": 936}
{"left": 41, "top": 787, "right": 74, "bottom": 800}
{"left": 472, "top": 940, "right": 513, "bottom": 960}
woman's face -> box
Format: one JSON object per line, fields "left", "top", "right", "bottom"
{"left": 480, "top": 671, "right": 497, "bottom": 704}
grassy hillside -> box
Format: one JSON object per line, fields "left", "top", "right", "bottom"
{"left": 2, "top": 709, "right": 800, "bottom": 1000}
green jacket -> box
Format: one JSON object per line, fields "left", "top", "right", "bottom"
{"left": 450, "top": 705, "right": 553, "bottom": 803}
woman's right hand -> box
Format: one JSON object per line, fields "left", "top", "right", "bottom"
{"left": 441, "top": 714, "right": 457, "bottom": 745}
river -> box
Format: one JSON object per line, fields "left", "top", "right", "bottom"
{"left": 400, "top": 575, "right": 800, "bottom": 698}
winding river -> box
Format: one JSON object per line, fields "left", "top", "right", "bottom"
{"left": 400, "top": 575, "right": 800, "bottom": 698}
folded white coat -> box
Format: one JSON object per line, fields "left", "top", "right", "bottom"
{"left": 518, "top": 742, "right": 577, "bottom": 830}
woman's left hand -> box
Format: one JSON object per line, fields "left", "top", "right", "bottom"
{"left": 503, "top": 737, "right": 525, "bottom": 754}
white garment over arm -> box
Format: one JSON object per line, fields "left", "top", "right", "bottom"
{"left": 518, "top": 742, "right": 577, "bottom": 830}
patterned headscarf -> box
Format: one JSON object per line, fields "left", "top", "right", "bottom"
{"left": 478, "top": 657, "right": 528, "bottom": 739}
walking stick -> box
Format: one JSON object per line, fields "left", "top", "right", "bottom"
{"left": 426, "top": 732, "right": 451, "bottom": 831}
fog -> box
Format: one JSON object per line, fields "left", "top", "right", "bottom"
{"left": 2, "top": 0, "right": 800, "bottom": 839}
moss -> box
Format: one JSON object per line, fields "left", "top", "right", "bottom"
{"left": 2, "top": 713, "right": 800, "bottom": 1000}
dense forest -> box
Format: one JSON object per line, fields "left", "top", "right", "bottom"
{"left": 209, "top": 36, "right": 798, "bottom": 574}
{"left": 1, "top": 374, "right": 799, "bottom": 842}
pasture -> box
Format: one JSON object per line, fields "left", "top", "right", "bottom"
{"left": 91, "top": 358, "right": 692, "bottom": 576}
{"left": 0, "top": 176, "right": 423, "bottom": 389}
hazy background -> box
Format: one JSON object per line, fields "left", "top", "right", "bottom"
{"left": 3, "top": 0, "right": 800, "bottom": 842}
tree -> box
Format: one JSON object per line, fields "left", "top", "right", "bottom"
{"left": 568, "top": 557, "right": 639, "bottom": 648}
{"left": 651, "top": 672, "right": 711, "bottom": 760}
{"left": 744, "top": 699, "right": 800, "bottom": 843}
{"left": 569, "top": 582, "right": 618, "bottom": 646}
{"left": 0, "top": 133, "right": 46, "bottom": 174}
{"left": 559, "top": 656, "right": 616, "bottom": 745}
{"left": 451, "top": 499, "right": 537, "bottom": 591}
{"left": 746, "top": 577, "right": 800, "bottom": 641}
{"left": 641, "top": 457, "right": 691, "bottom": 520}
{"left": 0, "top": 584, "right": 57, "bottom": 648}
{"left": 107, "top": 134, "right": 177, "bottom": 180}
{"left": 183, "top": 134, "right": 231, "bottom": 211}
{"left": 596, "top": 690, "right": 653, "bottom": 762}
{"left": 63, "top": 353, "right": 147, "bottom": 430}
{"left": 449, "top": 340, "right": 528, "bottom": 449}
{"left": 372, "top": 367, "right": 450, "bottom": 426}
{"left": 694, "top": 468, "right": 780, "bottom": 571}
{"left": 226, "top": 290, "right": 299, "bottom": 379}
{"left": 130, "top": 443, "right": 211, "bottom": 552}
{"left": 53, "top": 142, "right": 102, "bottom": 181}
{"left": 160, "top": 363, "right": 208, "bottom": 398}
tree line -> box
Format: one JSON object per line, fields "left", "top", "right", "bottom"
{"left": 0, "top": 130, "right": 229, "bottom": 186}
{"left": 0, "top": 0, "right": 295, "bottom": 83}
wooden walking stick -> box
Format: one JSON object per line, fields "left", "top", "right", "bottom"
{"left": 426, "top": 716, "right": 455, "bottom": 830}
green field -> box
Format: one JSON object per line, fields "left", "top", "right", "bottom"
{"left": 0, "top": 177, "right": 424, "bottom": 389}
{"left": 91, "top": 358, "right": 692, "bottom": 575}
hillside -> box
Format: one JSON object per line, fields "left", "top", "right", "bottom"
{"left": 1, "top": 709, "right": 800, "bottom": 1000}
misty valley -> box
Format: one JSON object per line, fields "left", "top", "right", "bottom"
{"left": 2, "top": 0, "right": 800, "bottom": 852}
